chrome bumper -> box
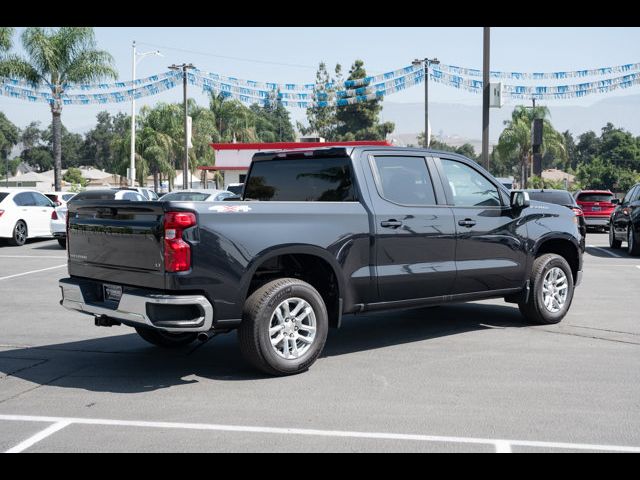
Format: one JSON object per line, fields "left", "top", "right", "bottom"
{"left": 59, "top": 278, "right": 214, "bottom": 333}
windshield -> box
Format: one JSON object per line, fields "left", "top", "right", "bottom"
{"left": 528, "top": 191, "right": 575, "bottom": 206}
{"left": 162, "top": 192, "right": 211, "bottom": 201}
{"left": 577, "top": 193, "right": 614, "bottom": 203}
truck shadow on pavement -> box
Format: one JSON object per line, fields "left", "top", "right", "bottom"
{"left": 585, "top": 245, "right": 632, "bottom": 259}
{"left": 0, "top": 303, "right": 528, "bottom": 394}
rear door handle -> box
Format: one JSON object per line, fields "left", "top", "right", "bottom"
{"left": 458, "top": 218, "right": 476, "bottom": 228}
{"left": 380, "top": 219, "right": 403, "bottom": 229}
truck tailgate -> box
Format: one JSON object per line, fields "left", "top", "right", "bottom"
{"left": 67, "top": 201, "right": 167, "bottom": 288}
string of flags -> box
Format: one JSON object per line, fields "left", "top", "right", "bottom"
{"left": 1, "top": 61, "right": 639, "bottom": 107}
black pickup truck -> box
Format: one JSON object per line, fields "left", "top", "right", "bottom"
{"left": 60, "top": 146, "right": 583, "bottom": 375}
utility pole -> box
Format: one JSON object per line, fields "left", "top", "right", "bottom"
{"left": 169, "top": 63, "right": 196, "bottom": 190}
{"left": 413, "top": 57, "right": 440, "bottom": 147}
{"left": 130, "top": 42, "right": 162, "bottom": 187}
{"left": 482, "top": 27, "right": 490, "bottom": 171}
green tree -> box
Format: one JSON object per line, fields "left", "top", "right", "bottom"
{"left": 81, "top": 111, "right": 130, "bottom": 172}
{"left": 497, "top": 105, "right": 566, "bottom": 187}
{"left": 334, "top": 60, "right": 394, "bottom": 141}
{"left": 575, "top": 156, "right": 618, "bottom": 190}
{"left": 0, "top": 27, "right": 117, "bottom": 191}
{"left": 63, "top": 166, "right": 88, "bottom": 187}
{"left": 575, "top": 130, "right": 600, "bottom": 167}
{"left": 0, "top": 111, "right": 20, "bottom": 161}
{"left": 598, "top": 122, "right": 640, "bottom": 170}
{"left": 298, "top": 62, "right": 340, "bottom": 140}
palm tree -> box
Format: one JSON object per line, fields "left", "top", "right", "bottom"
{"left": 0, "top": 27, "right": 13, "bottom": 53}
{"left": 497, "top": 105, "right": 566, "bottom": 187}
{"left": 0, "top": 28, "right": 117, "bottom": 190}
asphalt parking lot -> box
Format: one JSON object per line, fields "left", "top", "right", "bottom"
{"left": 1, "top": 234, "right": 639, "bottom": 453}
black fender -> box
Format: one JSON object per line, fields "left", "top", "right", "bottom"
{"left": 238, "top": 243, "right": 350, "bottom": 313}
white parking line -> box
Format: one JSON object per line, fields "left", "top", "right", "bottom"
{"left": 587, "top": 245, "right": 625, "bottom": 258}
{"left": 0, "top": 255, "right": 66, "bottom": 259}
{"left": 5, "top": 420, "right": 71, "bottom": 453}
{"left": 0, "top": 264, "right": 66, "bottom": 281}
{"left": 2, "top": 414, "right": 640, "bottom": 453}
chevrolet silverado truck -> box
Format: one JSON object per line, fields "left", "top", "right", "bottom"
{"left": 59, "top": 146, "right": 584, "bottom": 375}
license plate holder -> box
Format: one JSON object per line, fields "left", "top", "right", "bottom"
{"left": 103, "top": 284, "right": 123, "bottom": 303}
{"left": 592, "top": 206, "right": 601, "bottom": 211}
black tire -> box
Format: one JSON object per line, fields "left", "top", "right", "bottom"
{"left": 135, "top": 327, "right": 198, "bottom": 348}
{"left": 57, "top": 238, "right": 66, "bottom": 249}
{"left": 238, "top": 277, "right": 328, "bottom": 376}
{"left": 8, "top": 220, "right": 27, "bottom": 246}
{"left": 518, "top": 253, "right": 574, "bottom": 325}
{"left": 628, "top": 227, "right": 640, "bottom": 256}
{"left": 609, "top": 226, "right": 622, "bottom": 249}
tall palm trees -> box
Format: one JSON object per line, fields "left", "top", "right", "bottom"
{"left": 497, "top": 105, "right": 566, "bottom": 187}
{"left": 0, "top": 28, "right": 117, "bottom": 190}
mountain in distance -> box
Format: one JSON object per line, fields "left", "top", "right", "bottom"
{"left": 382, "top": 94, "right": 640, "bottom": 149}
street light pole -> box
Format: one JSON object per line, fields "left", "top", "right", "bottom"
{"left": 169, "top": 63, "right": 196, "bottom": 190}
{"left": 413, "top": 57, "right": 439, "bottom": 148}
{"left": 482, "top": 27, "right": 490, "bottom": 171}
{"left": 130, "top": 41, "right": 162, "bottom": 187}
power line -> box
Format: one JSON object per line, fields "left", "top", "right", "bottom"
{"left": 136, "top": 42, "right": 318, "bottom": 70}
{"left": 135, "top": 42, "right": 386, "bottom": 76}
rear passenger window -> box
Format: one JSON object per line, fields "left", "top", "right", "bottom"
{"left": 372, "top": 156, "right": 436, "bottom": 206}
{"left": 13, "top": 192, "right": 36, "bottom": 206}
{"left": 441, "top": 159, "right": 501, "bottom": 207}
{"left": 244, "top": 157, "right": 356, "bottom": 201}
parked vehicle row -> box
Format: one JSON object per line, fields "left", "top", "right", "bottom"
{"left": 1, "top": 187, "right": 236, "bottom": 248}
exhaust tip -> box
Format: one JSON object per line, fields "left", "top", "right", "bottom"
{"left": 197, "top": 332, "right": 210, "bottom": 342}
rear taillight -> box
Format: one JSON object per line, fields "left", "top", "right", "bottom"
{"left": 572, "top": 207, "right": 584, "bottom": 217}
{"left": 51, "top": 210, "right": 58, "bottom": 220}
{"left": 0, "top": 209, "right": 4, "bottom": 218}
{"left": 164, "top": 212, "right": 197, "bottom": 272}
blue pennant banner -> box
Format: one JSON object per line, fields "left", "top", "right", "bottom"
{"left": 439, "top": 62, "right": 640, "bottom": 80}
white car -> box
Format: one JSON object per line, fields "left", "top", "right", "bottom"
{"left": 160, "top": 189, "right": 236, "bottom": 202}
{"left": 0, "top": 189, "right": 56, "bottom": 246}
{"left": 112, "top": 187, "right": 158, "bottom": 201}
{"left": 44, "top": 191, "right": 76, "bottom": 207}
{"left": 50, "top": 204, "right": 68, "bottom": 248}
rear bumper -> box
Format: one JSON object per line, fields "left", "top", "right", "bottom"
{"left": 584, "top": 216, "right": 610, "bottom": 227}
{"left": 59, "top": 277, "right": 214, "bottom": 333}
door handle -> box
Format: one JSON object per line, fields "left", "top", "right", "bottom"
{"left": 380, "top": 219, "right": 403, "bottom": 229}
{"left": 458, "top": 218, "right": 476, "bottom": 227}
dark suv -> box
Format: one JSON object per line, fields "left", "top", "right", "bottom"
{"left": 609, "top": 183, "right": 640, "bottom": 255}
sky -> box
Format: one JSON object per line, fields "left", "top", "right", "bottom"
{"left": 1, "top": 26, "right": 640, "bottom": 135}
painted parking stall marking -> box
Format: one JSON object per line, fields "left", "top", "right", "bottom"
{"left": 2, "top": 414, "right": 640, "bottom": 453}
{"left": 0, "top": 264, "right": 67, "bottom": 281}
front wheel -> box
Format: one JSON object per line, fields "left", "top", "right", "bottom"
{"left": 519, "top": 254, "right": 574, "bottom": 325}
{"left": 238, "top": 278, "right": 328, "bottom": 376}
{"left": 609, "top": 226, "right": 622, "bottom": 249}
{"left": 135, "top": 327, "right": 198, "bottom": 348}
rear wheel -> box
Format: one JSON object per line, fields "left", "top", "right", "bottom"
{"left": 609, "top": 226, "right": 622, "bottom": 249}
{"left": 8, "top": 221, "right": 27, "bottom": 246}
{"left": 57, "top": 238, "right": 66, "bottom": 249}
{"left": 238, "top": 278, "right": 328, "bottom": 376}
{"left": 628, "top": 227, "right": 640, "bottom": 256}
{"left": 135, "top": 327, "right": 198, "bottom": 348}
{"left": 518, "top": 253, "right": 574, "bottom": 325}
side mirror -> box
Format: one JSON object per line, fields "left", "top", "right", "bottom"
{"left": 611, "top": 198, "right": 620, "bottom": 205}
{"left": 510, "top": 190, "right": 530, "bottom": 209}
